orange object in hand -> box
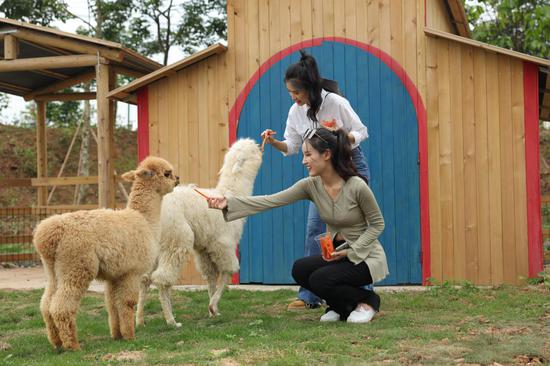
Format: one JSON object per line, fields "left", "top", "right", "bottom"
{"left": 321, "top": 119, "right": 336, "bottom": 129}
{"left": 193, "top": 188, "right": 210, "bottom": 200}
{"left": 319, "top": 232, "right": 334, "bottom": 260}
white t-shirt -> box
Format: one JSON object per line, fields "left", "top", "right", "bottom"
{"left": 282, "top": 89, "right": 369, "bottom": 156}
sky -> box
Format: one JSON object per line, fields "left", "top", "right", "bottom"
{"left": 1, "top": 0, "right": 189, "bottom": 130}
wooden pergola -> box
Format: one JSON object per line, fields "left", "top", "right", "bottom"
{"left": 0, "top": 18, "right": 161, "bottom": 208}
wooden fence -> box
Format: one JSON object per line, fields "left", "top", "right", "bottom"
{"left": 542, "top": 195, "right": 550, "bottom": 242}
{"left": 0, "top": 175, "right": 128, "bottom": 264}
{"left": 0, "top": 206, "right": 96, "bottom": 263}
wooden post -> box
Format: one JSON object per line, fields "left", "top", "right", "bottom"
{"left": 36, "top": 101, "right": 47, "bottom": 206}
{"left": 4, "top": 34, "right": 18, "bottom": 60}
{"left": 96, "top": 62, "right": 115, "bottom": 208}
{"left": 0, "top": 54, "right": 104, "bottom": 72}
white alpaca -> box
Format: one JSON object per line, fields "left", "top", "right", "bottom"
{"left": 33, "top": 157, "right": 178, "bottom": 350}
{"left": 137, "top": 138, "right": 263, "bottom": 327}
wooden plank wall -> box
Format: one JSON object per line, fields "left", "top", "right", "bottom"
{"left": 150, "top": 0, "right": 536, "bottom": 286}
{"left": 147, "top": 54, "right": 228, "bottom": 284}
{"left": 146, "top": 0, "right": 431, "bottom": 284}
{"left": 426, "top": 0, "right": 454, "bottom": 34}
{"left": 426, "top": 35, "right": 529, "bottom": 285}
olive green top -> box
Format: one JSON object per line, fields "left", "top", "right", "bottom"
{"left": 223, "top": 176, "right": 389, "bottom": 283}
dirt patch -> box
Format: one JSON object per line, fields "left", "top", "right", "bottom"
{"left": 0, "top": 341, "right": 11, "bottom": 351}
{"left": 219, "top": 358, "right": 240, "bottom": 366}
{"left": 102, "top": 350, "right": 144, "bottom": 362}
{"left": 515, "top": 355, "right": 546, "bottom": 365}
{"left": 395, "top": 339, "right": 472, "bottom": 365}
{"left": 211, "top": 348, "right": 229, "bottom": 357}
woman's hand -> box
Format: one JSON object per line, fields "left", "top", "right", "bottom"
{"left": 326, "top": 249, "right": 347, "bottom": 262}
{"left": 260, "top": 129, "right": 277, "bottom": 145}
{"left": 207, "top": 196, "right": 228, "bottom": 210}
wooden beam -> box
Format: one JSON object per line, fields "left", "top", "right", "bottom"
{"left": 0, "top": 54, "right": 105, "bottom": 72}
{"left": 36, "top": 101, "right": 47, "bottom": 206}
{"left": 445, "top": 0, "right": 471, "bottom": 38}
{"left": 32, "top": 176, "right": 98, "bottom": 186}
{"left": 96, "top": 62, "right": 115, "bottom": 208}
{"left": 0, "top": 81, "right": 32, "bottom": 94}
{"left": 4, "top": 34, "right": 18, "bottom": 59}
{"left": 0, "top": 253, "right": 38, "bottom": 262}
{"left": 14, "top": 29, "right": 124, "bottom": 62}
{"left": 24, "top": 71, "right": 95, "bottom": 100}
{"left": 0, "top": 205, "right": 99, "bottom": 216}
{"left": 112, "top": 65, "right": 146, "bottom": 79}
{"left": 425, "top": 28, "right": 550, "bottom": 67}
{"left": 0, "top": 178, "right": 32, "bottom": 188}
{"left": 0, "top": 235, "right": 33, "bottom": 245}
{"left": 34, "top": 92, "right": 96, "bottom": 101}
{"left": 31, "top": 69, "right": 69, "bottom": 80}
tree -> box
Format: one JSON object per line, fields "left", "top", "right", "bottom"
{"left": 464, "top": 0, "right": 550, "bottom": 59}
{"left": 177, "top": 0, "right": 227, "bottom": 55}
{"left": 0, "top": 0, "right": 70, "bottom": 26}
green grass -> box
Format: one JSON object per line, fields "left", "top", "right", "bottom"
{"left": 0, "top": 284, "right": 548, "bottom": 365}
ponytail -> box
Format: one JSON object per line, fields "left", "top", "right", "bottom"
{"left": 306, "top": 128, "right": 369, "bottom": 184}
{"left": 285, "top": 50, "right": 323, "bottom": 122}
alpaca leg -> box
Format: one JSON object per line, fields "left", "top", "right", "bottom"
{"left": 152, "top": 224, "right": 193, "bottom": 287}
{"left": 49, "top": 276, "right": 92, "bottom": 350}
{"left": 39, "top": 261, "right": 62, "bottom": 348}
{"left": 209, "top": 273, "right": 232, "bottom": 316}
{"left": 158, "top": 284, "right": 181, "bottom": 327}
{"left": 194, "top": 251, "right": 219, "bottom": 316}
{"left": 112, "top": 275, "right": 140, "bottom": 340}
{"left": 136, "top": 274, "right": 152, "bottom": 327}
{"left": 105, "top": 281, "right": 121, "bottom": 339}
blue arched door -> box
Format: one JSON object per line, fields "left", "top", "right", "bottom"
{"left": 236, "top": 40, "right": 421, "bottom": 285}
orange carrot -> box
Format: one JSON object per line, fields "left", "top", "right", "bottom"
{"left": 261, "top": 131, "right": 272, "bottom": 152}
{"left": 193, "top": 188, "right": 210, "bottom": 200}
{"left": 321, "top": 119, "right": 336, "bottom": 129}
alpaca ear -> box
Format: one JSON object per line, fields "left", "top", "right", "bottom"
{"left": 136, "top": 169, "right": 155, "bottom": 179}
{"left": 232, "top": 158, "right": 245, "bottom": 174}
{"left": 121, "top": 170, "right": 136, "bottom": 182}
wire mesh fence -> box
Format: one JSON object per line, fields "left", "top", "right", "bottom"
{"left": 0, "top": 207, "right": 83, "bottom": 264}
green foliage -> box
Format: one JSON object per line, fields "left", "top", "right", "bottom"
{"left": 526, "top": 271, "right": 550, "bottom": 287}
{"left": 12, "top": 146, "right": 36, "bottom": 176}
{"left": 0, "top": 93, "right": 9, "bottom": 114}
{"left": 45, "top": 100, "right": 82, "bottom": 128}
{"left": 464, "top": 0, "right": 550, "bottom": 59}
{"left": 0, "top": 0, "right": 70, "bottom": 26}
{"left": 177, "top": 0, "right": 227, "bottom": 55}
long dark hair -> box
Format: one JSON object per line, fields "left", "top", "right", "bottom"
{"left": 285, "top": 50, "right": 340, "bottom": 122}
{"left": 306, "top": 128, "right": 369, "bottom": 185}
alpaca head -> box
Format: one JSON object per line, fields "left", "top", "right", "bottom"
{"left": 122, "top": 157, "right": 179, "bottom": 196}
{"left": 218, "top": 138, "right": 262, "bottom": 190}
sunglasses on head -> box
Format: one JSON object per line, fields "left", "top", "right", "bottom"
{"left": 302, "top": 128, "right": 329, "bottom": 144}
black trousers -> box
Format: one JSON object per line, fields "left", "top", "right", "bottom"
{"left": 291, "top": 255, "right": 381, "bottom": 320}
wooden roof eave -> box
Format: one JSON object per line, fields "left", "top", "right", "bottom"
{"left": 108, "top": 43, "right": 227, "bottom": 102}
{"left": 444, "top": 0, "right": 471, "bottom": 38}
{"left": 425, "top": 27, "right": 550, "bottom": 67}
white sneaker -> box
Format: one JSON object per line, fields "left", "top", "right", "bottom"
{"left": 320, "top": 310, "right": 340, "bottom": 322}
{"left": 346, "top": 307, "right": 376, "bottom": 323}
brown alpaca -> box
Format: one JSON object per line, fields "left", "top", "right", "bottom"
{"left": 33, "top": 157, "right": 178, "bottom": 350}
